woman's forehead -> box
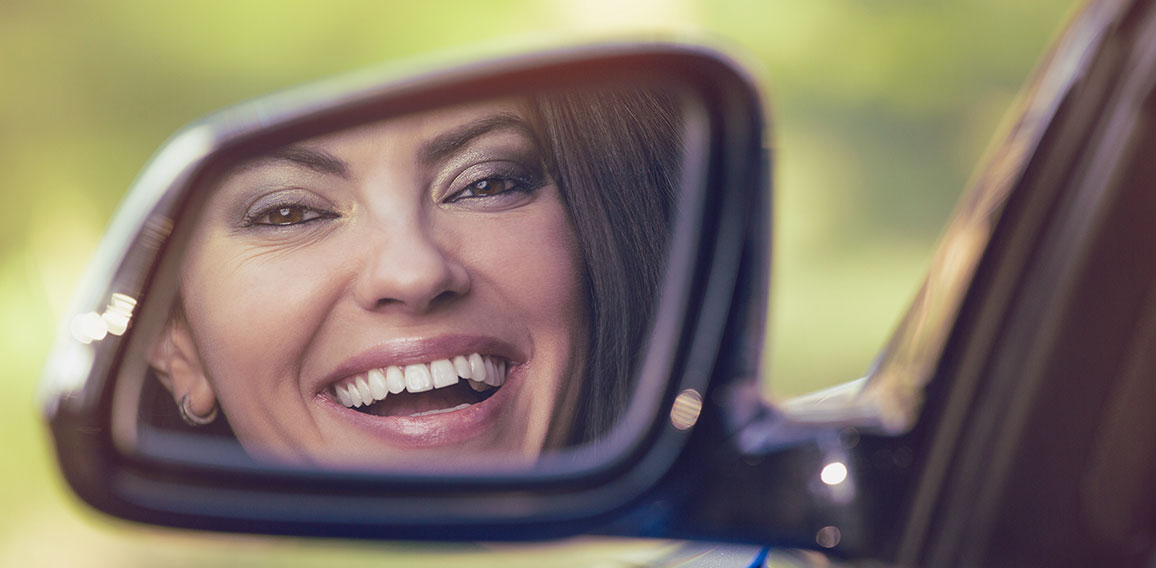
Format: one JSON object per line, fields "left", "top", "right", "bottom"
{"left": 218, "top": 96, "right": 539, "bottom": 186}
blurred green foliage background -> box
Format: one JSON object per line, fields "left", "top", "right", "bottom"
{"left": 1, "top": 0, "right": 1074, "bottom": 565}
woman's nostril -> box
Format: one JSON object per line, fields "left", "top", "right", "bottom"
{"left": 430, "top": 289, "right": 462, "bottom": 306}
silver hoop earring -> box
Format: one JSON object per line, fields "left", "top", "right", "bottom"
{"left": 178, "top": 394, "right": 218, "bottom": 427}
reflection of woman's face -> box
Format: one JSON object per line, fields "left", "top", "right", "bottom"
{"left": 173, "top": 100, "right": 589, "bottom": 466}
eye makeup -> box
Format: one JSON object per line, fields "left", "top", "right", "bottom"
{"left": 227, "top": 185, "right": 342, "bottom": 233}
{"left": 431, "top": 127, "right": 551, "bottom": 209}
{"left": 443, "top": 159, "right": 548, "bottom": 208}
{"left": 241, "top": 199, "right": 340, "bottom": 229}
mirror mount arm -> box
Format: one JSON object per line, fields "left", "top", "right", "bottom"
{"left": 642, "top": 136, "right": 885, "bottom": 556}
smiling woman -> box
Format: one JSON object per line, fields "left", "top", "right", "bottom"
{"left": 144, "top": 88, "right": 683, "bottom": 467}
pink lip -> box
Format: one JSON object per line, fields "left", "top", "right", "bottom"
{"left": 309, "top": 334, "right": 526, "bottom": 448}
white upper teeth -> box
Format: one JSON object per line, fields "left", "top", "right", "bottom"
{"left": 386, "top": 366, "right": 405, "bottom": 394}
{"left": 367, "top": 368, "right": 387, "bottom": 399}
{"left": 332, "top": 353, "right": 508, "bottom": 409}
{"left": 404, "top": 364, "right": 433, "bottom": 393}
{"left": 430, "top": 359, "right": 458, "bottom": 389}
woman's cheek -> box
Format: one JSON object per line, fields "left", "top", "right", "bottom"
{"left": 184, "top": 235, "right": 345, "bottom": 384}
{"left": 529, "top": 206, "right": 586, "bottom": 322}
{"left": 465, "top": 201, "right": 585, "bottom": 323}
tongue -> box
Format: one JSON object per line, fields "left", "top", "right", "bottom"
{"left": 358, "top": 382, "right": 491, "bottom": 417}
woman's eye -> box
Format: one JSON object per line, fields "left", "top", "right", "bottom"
{"left": 454, "top": 177, "right": 521, "bottom": 200}
{"left": 247, "top": 204, "right": 329, "bottom": 227}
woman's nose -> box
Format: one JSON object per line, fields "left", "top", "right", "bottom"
{"left": 352, "top": 221, "right": 470, "bottom": 314}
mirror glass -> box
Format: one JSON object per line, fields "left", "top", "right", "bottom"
{"left": 115, "top": 78, "right": 706, "bottom": 472}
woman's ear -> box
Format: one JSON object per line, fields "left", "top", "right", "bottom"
{"left": 148, "top": 315, "right": 218, "bottom": 421}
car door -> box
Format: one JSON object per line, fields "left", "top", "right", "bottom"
{"left": 883, "top": 0, "right": 1156, "bottom": 564}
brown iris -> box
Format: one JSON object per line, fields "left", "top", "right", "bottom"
{"left": 268, "top": 206, "right": 305, "bottom": 225}
{"left": 469, "top": 179, "right": 510, "bottom": 196}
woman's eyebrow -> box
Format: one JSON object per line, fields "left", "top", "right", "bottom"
{"left": 419, "top": 112, "right": 535, "bottom": 167}
{"left": 234, "top": 146, "right": 352, "bottom": 178}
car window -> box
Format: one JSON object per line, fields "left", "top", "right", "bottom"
{"left": 762, "top": 2, "right": 1080, "bottom": 401}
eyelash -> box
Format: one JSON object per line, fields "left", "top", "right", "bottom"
{"left": 444, "top": 165, "right": 544, "bottom": 204}
{"left": 241, "top": 202, "right": 338, "bottom": 228}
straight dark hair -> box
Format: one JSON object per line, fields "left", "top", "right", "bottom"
{"left": 535, "top": 87, "right": 683, "bottom": 444}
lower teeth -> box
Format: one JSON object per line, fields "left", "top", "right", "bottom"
{"left": 409, "top": 403, "right": 472, "bottom": 417}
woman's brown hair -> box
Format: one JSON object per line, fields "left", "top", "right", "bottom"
{"left": 535, "top": 87, "right": 683, "bottom": 444}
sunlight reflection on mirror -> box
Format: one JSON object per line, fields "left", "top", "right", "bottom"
{"left": 118, "top": 80, "right": 705, "bottom": 473}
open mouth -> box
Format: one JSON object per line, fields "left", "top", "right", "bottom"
{"left": 330, "top": 353, "right": 507, "bottom": 418}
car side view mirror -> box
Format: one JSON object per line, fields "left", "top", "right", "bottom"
{"left": 41, "top": 43, "right": 818, "bottom": 546}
